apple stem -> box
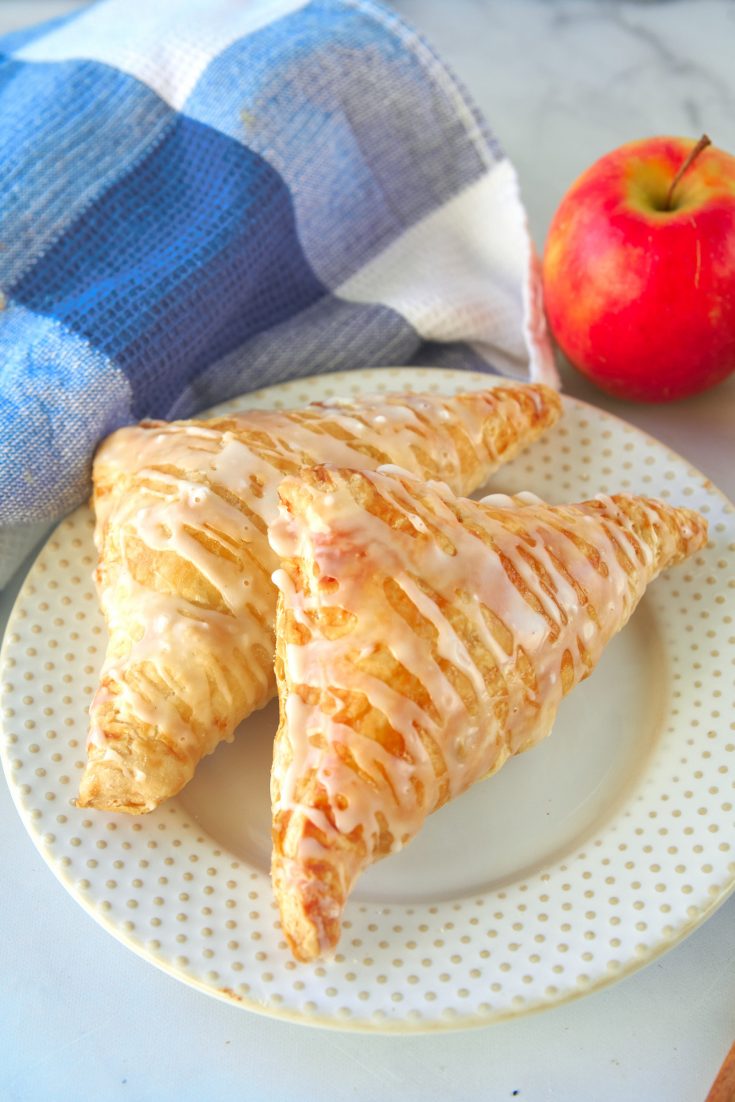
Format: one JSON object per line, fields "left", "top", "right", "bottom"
{"left": 664, "top": 133, "right": 712, "bottom": 210}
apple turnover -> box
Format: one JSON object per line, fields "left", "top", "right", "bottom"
{"left": 80, "top": 384, "right": 560, "bottom": 813}
{"left": 269, "top": 466, "right": 708, "bottom": 961}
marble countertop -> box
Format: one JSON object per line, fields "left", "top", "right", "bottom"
{"left": 1, "top": 2, "right": 734, "bottom": 1101}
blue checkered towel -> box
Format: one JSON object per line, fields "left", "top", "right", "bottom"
{"left": 0, "top": 0, "right": 556, "bottom": 587}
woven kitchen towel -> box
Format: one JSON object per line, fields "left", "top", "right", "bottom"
{"left": 0, "top": 0, "right": 556, "bottom": 587}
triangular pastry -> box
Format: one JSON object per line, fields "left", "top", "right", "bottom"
{"left": 80, "top": 384, "right": 560, "bottom": 813}
{"left": 269, "top": 465, "right": 707, "bottom": 961}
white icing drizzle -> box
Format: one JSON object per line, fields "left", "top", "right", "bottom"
{"left": 87, "top": 386, "right": 559, "bottom": 790}
{"left": 270, "top": 469, "right": 707, "bottom": 953}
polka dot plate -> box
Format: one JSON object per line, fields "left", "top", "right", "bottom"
{"left": 2, "top": 367, "right": 734, "bottom": 1033}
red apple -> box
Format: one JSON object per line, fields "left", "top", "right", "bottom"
{"left": 542, "top": 135, "right": 735, "bottom": 401}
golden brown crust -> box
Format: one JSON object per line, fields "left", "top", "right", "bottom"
{"left": 269, "top": 466, "right": 707, "bottom": 960}
{"left": 82, "top": 384, "right": 561, "bottom": 814}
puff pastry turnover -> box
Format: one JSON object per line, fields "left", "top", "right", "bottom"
{"left": 269, "top": 466, "right": 708, "bottom": 961}
{"left": 80, "top": 384, "right": 560, "bottom": 814}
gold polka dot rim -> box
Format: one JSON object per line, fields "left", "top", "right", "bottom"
{"left": 1, "top": 366, "right": 733, "bottom": 1034}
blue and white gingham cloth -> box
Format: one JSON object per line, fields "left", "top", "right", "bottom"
{"left": 0, "top": 0, "right": 556, "bottom": 587}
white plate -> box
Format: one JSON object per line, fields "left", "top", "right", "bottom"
{"left": 2, "top": 367, "right": 734, "bottom": 1033}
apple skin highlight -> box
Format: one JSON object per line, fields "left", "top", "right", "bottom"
{"left": 543, "top": 136, "right": 735, "bottom": 402}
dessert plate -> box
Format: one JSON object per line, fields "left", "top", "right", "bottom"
{"left": 1, "top": 367, "right": 734, "bottom": 1032}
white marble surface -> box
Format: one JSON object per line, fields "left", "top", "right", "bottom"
{"left": 1, "top": 2, "right": 734, "bottom": 1100}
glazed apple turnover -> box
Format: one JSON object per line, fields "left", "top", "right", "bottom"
{"left": 269, "top": 466, "right": 707, "bottom": 961}
{"left": 80, "top": 384, "right": 560, "bottom": 813}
